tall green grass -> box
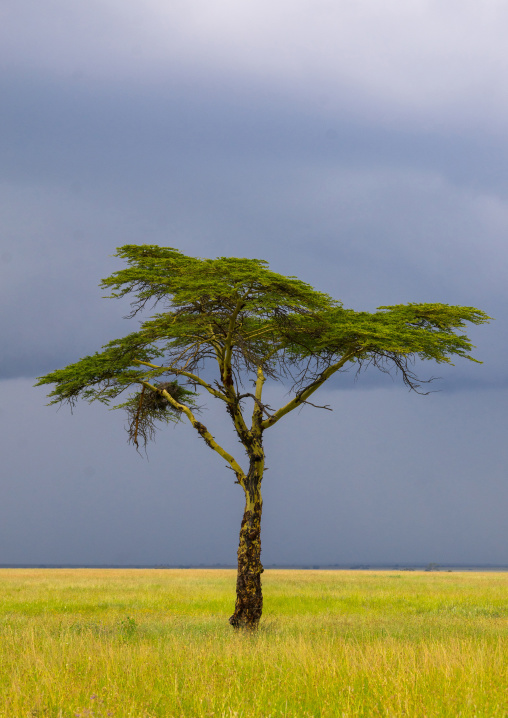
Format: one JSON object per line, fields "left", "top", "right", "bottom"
{"left": 0, "top": 569, "right": 507, "bottom": 717}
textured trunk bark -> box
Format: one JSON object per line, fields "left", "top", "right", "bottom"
{"left": 229, "top": 485, "right": 263, "bottom": 629}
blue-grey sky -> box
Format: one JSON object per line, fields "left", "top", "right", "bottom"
{"left": 1, "top": 0, "right": 507, "bottom": 566}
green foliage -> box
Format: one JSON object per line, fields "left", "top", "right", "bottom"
{"left": 36, "top": 244, "right": 491, "bottom": 448}
{"left": 302, "top": 302, "right": 490, "bottom": 372}
{"left": 101, "top": 245, "right": 333, "bottom": 313}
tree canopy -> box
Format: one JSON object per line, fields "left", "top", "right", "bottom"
{"left": 37, "top": 244, "right": 489, "bottom": 429}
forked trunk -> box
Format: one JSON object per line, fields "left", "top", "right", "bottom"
{"left": 229, "top": 484, "right": 263, "bottom": 629}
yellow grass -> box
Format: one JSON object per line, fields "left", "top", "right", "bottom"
{"left": 0, "top": 568, "right": 507, "bottom": 717}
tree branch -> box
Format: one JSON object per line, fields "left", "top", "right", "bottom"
{"left": 261, "top": 350, "right": 357, "bottom": 430}
{"left": 223, "top": 296, "right": 244, "bottom": 378}
{"left": 133, "top": 359, "right": 227, "bottom": 401}
{"left": 301, "top": 400, "right": 332, "bottom": 411}
{"left": 141, "top": 381, "right": 247, "bottom": 486}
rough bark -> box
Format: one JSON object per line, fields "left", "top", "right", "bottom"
{"left": 229, "top": 476, "right": 264, "bottom": 629}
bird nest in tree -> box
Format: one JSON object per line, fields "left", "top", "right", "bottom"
{"left": 123, "top": 381, "right": 190, "bottom": 451}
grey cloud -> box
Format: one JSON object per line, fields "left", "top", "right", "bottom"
{"left": 4, "top": 0, "right": 508, "bottom": 134}
{"left": 3, "top": 71, "right": 508, "bottom": 193}
{"left": 1, "top": 71, "right": 504, "bottom": 383}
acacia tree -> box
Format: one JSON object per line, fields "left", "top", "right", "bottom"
{"left": 36, "top": 245, "right": 490, "bottom": 628}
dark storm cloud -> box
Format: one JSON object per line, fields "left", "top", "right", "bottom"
{"left": 0, "top": 69, "right": 505, "bottom": 383}
{"left": 3, "top": 69, "right": 508, "bottom": 194}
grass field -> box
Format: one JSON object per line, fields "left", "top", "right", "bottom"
{"left": 0, "top": 568, "right": 507, "bottom": 717}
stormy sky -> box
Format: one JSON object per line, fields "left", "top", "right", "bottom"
{"left": 1, "top": 0, "right": 507, "bottom": 566}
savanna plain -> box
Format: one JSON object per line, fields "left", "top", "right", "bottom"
{"left": 0, "top": 568, "right": 507, "bottom": 717}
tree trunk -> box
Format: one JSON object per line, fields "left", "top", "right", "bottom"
{"left": 229, "top": 484, "right": 263, "bottom": 629}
